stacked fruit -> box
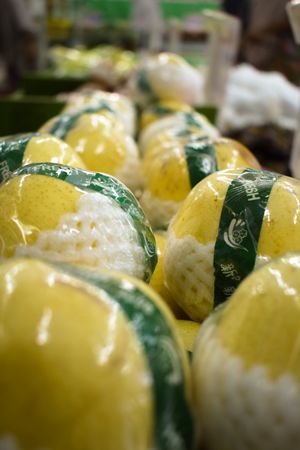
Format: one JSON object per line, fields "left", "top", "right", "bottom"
{"left": 1, "top": 52, "right": 300, "bottom": 450}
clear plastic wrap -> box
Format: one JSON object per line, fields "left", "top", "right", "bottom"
{"left": 40, "top": 106, "right": 142, "bottom": 192}
{"left": 139, "top": 111, "right": 219, "bottom": 155}
{"left": 129, "top": 52, "right": 204, "bottom": 108}
{"left": 140, "top": 137, "right": 260, "bottom": 229}
{"left": 165, "top": 168, "right": 300, "bottom": 321}
{"left": 0, "top": 163, "right": 156, "bottom": 281}
{"left": 139, "top": 100, "right": 193, "bottom": 131}
{"left": 61, "top": 89, "right": 136, "bottom": 136}
{"left": 150, "top": 232, "right": 188, "bottom": 319}
{"left": 193, "top": 253, "right": 300, "bottom": 450}
{"left": 0, "top": 133, "right": 85, "bottom": 184}
{"left": 0, "top": 257, "right": 194, "bottom": 450}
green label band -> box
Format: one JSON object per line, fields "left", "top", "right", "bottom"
{"left": 137, "top": 70, "right": 156, "bottom": 102}
{"left": 0, "top": 133, "right": 36, "bottom": 184}
{"left": 50, "top": 262, "right": 194, "bottom": 450}
{"left": 49, "top": 103, "right": 114, "bottom": 139}
{"left": 184, "top": 112, "right": 204, "bottom": 130}
{"left": 14, "top": 163, "right": 157, "bottom": 281}
{"left": 184, "top": 138, "right": 218, "bottom": 188}
{"left": 213, "top": 169, "right": 280, "bottom": 306}
{"left": 151, "top": 105, "right": 178, "bottom": 117}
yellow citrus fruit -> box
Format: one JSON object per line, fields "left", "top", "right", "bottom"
{"left": 193, "top": 253, "right": 300, "bottom": 450}
{"left": 0, "top": 164, "right": 157, "bottom": 281}
{"left": 176, "top": 320, "right": 201, "bottom": 353}
{"left": 140, "top": 137, "right": 260, "bottom": 229}
{"left": 140, "top": 100, "right": 193, "bottom": 130}
{"left": 0, "top": 257, "right": 194, "bottom": 450}
{"left": 165, "top": 169, "right": 300, "bottom": 321}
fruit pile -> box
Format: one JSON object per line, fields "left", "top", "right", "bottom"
{"left": 1, "top": 52, "right": 300, "bottom": 450}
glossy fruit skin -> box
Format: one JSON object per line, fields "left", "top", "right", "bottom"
{"left": 192, "top": 253, "right": 300, "bottom": 450}
{"left": 0, "top": 258, "right": 194, "bottom": 450}
{"left": 165, "top": 169, "right": 300, "bottom": 321}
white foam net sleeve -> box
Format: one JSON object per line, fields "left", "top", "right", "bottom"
{"left": 193, "top": 321, "right": 300, "bottom": 450}
{"left": 115, "top": 136, "right": 143, "bottom": 194}
{"left": 164, "top": 232, "right": 215, "bottom": 321}
{"left": 139, "top": 190, "right": 180, "bottom": 230}
{"left": 15, "top": 192, "right": 146, "bottom": 279}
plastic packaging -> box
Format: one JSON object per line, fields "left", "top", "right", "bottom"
{"left": 140, "top": 100, "right": 193, "bottom": 131}
{"left": 0, "top": 133, "right": 85, "bottom": 184}
{"left": 61, "top": 89, "right": 136, "bottom": 136}
{"left": 150, "top": 232, "right": 188, "bottom": 319}
{"left": 0, "top": 163, "right": 156, "bottom": 281}
{"left": 140, "top": 137, "right": 260, "bottom": 229}
{"left": 129, "top": 52, "right": 205, "bottom": 108}
{"left": 164, "top": 168, "right": 300, "bottom": 321}
{"left": 40, "top": 106, "right": 142, "bottom": 192}
{"left": 193, "top": 253, "right": 300, "bottom": 450}
{"left": 139, "top": 111, "right": 219, "bottom": 155}
{"left": 0, "top": 257, "right": 193, "bottom": 450}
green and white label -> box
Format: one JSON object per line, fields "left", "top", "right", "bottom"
{"left": 213, "top": 169, "right": 280, "bottom": 305}
{"left": 50, "top": 262, "right": 194, "bottom": 450}
{"left": 49, "top": 103, "right": 114, "bottom": 139}
{"left": 14, "top": 163, "right": 157, "bottom": 281}
{"left": 184, "top": 138, "right": 218, "bottom": 188}
{"left": 0, "top": 133, "right": 36, "bottom": 184}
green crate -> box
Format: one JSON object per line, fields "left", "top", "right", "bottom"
{"left": 22, "top": 73, "right": 87, "bottom": 96}
{"left": 0, "top": 96, "right": 65, "bottom": 136}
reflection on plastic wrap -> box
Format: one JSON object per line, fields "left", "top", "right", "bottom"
{"left": 0, "top": 133, "right": 86, "bottom": 184}
{"left": 164, "top": 168, "right": 300, "bottom": 321}
{"left": 0, "top": 258, "right": 194, "bottom": 450}
{"left": 0, "top": 163, "right": 157, "bottom": 281}
{"left": 40, "top": 105, "right": 142, "bottom": 192}
{"left": 140, "top": 134, "right": 260, "bottom": 230}
{"left": 193, "top": 253, "right": 300, "bottom": 450}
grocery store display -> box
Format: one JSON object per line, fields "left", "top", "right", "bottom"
{"left": 164, "top": 168, "right": 300, "bottom": 321}
{"left": 6, "top": 33, "right": 297, "bottom": 449}
{"left": 40, "top": 105, "right": 142, "bottom": 192}
{"left": 0, "top": 133, "right": 85, "bottom": 184}
{"left": 0, "top": 163, "right": 156, "bottom": 281}
{"left": 0, "top": 257, "right": 193, "bottom": 450}
{"left": 193, "top": 253, "right": 300, "bottom": 450}
{"left": 140, "top": 136, "right": 260, "bottom": 229}
{"left": 139, "top": 110, "right": 219, "bottom": 156}
{"left": 150, "top": 233, "right": 188, "bottom": 319}
{"left": 129, "top": 52, "right": 204, "bottom": 107}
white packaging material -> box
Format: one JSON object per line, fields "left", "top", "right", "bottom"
{"left": 219, "top": 64, "right": 300, "bottom": 132}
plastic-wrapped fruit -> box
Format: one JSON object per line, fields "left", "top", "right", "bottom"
{"left": 130, "top": 52, "right": 204, "bottom": 107}
{"left": 0, "top": 133, "right": 85, "bottom": 184}
{"left": 164, "top": 168, "right": 300, "bottom": 321}
{"left": 0, "top": 163, "right": 156, "bottom": 281}
{"left": 0, "top": 258, "right": 193, "bottom": 450}
{"left": 140, "top": 137, "right": 260, "bottom": 229}
{"left": 140, "top": 100, "right": 193, "bottom": 131}
{"left": 176, "top": 320, "right": 201, "bottom": 354}
{"left": 40, "top": 105, "right": 141, "bottom": 192}
{"left": 193, "top": 253, "right": 300, "bottom": 450}
{"left": 150, "top": 233, "right": 188, "bottom": 319}
{"left": 62, "top": 89, "right": 136, "bottom": 136}
{"left": 139, "top": 111, "right": 219, "bottom": 155}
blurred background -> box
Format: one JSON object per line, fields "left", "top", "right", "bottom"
{"left": 1, "top": 0, "right": 299, "bottom": 175}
